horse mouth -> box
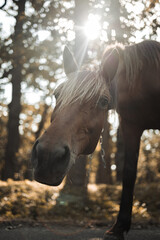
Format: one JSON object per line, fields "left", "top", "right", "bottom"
{"left": 34, "top": 169, "right": 65, "bottom": 186}
{"left": 35, "top": 176, "right": 63, "bottom": 186}
{"left": 31, "top": 141, "right": 72, "bottom": 186}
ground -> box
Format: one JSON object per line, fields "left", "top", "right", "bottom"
{"left": 0, "top": 220, "right": 160, "bottom": 240}
{"left": 0, "top": 180, "right": 160, "bottom": 239}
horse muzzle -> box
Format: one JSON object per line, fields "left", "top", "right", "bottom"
{"left": 31, "top": 140, "right": 70, "bottom": 186}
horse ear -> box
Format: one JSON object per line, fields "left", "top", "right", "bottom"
{"left": 101, "top": 48, "right": 119, "bottom": 82}
{"left": 63, "top": 46, "right": 78, "bottom": 76}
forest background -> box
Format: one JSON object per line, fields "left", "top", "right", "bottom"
{"left": 0, "top": 0, "right": 160, "bottom": 223}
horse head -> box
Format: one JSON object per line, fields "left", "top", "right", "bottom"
{"left": 31, "top": 46, "right": 119, "bottom": 186}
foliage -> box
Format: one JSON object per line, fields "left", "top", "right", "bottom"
{"left": 0, "top": 103, "right": 7, "bottom": 171}
{"left": 0, "top": 180, "right": 160, "bottom": 226}
{"left": 0, "top": 179, "right": 62, "bottom": 220}
{"left": 137, "top": 130, "right": 160, "bottom": 183}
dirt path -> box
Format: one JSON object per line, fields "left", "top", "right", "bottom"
{"left": 0, "top": 221, "right": 160, "bottom": 240}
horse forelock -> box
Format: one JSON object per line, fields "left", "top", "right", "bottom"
{"left": 55, "top": 70, "right": 110, "bottom": 111}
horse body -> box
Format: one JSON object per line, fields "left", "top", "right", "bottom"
{"left": 117, "top": 60, "right": 160, "bottom": 129}
{"left": 104, "top": 41, "right": 160, "bottom": 239}
{"left": 31, "top": 40, "right": 160, "bottom": 240}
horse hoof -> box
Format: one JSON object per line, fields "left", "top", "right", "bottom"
{"left": 103, "top": 232, "right": 124, "bottom": 240}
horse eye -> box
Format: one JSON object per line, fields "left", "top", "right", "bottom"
{"left": 98, "top": 96, "right": 108, "bottom": 109}
{"left": 54, "top": 88, "right": 60, "bottom": 100}
{"left": 54, "top": 92, "right": 59, "bottom": 99}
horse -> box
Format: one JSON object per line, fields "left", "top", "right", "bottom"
{"left": 31, "top": 40, "right": 160, "bottom": 240}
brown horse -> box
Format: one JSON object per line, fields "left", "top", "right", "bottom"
{"left": 31, "top": 40, "right": 160, "bottom": 240}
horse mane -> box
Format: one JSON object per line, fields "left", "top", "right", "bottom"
{"left": 118, "top": 40, "right": 160, "bottom": 83}
{"left": 55, "top": 70, "right": 110, "bottom": 111}
{"left": 104, "top": 40, "right": 160, "bottom": 84}
{"left": 55, "top": 40, "right": 160, "bottom": 110}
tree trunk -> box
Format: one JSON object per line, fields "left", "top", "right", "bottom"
{"left": 67, "top": 0, "right": 89, "bottom": 188}
{"left": 74, "top": 0, "right": 88, "bottom": 66}
{"left": 2, "top": 0, "right": 26, "bottom": 180}
{"left": 65, "top": 155, "right": 87, "bottom": 190}
{"left": 107, "top": 0, "right": 124, "bottom": 43}
{"left": 62, "top": 0, "right": 89, "bottom": 192}
{"left": 106, "top": 0, "right": 125, "bottom": 183}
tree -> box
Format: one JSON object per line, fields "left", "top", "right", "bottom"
{"left": 2, "top": 0, "right": 27, "bottom": 179}
{"left": 0, "top": 0, "right": 72, "bottom": 179}
{"left": 104, "top": 0, "right": 132, "bottom": 182}
{"left": 62, "top": 0, "right": 89, "bottom": 193}
{"left": 74, "top": 0, "right": 88, "bottom": 65}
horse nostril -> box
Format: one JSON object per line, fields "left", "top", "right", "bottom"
{"left": 53, "top": 145, "right": 70, "bottom": 160}
{"left": 31, "top": 141, "right": 70, "bottom": 175}
{"left": 50, "top": 145, "right": 70, "bottom": 173}
{"left": 64, "top": 145, "right": 69, "bottom": 155}
{"left": 63, "top": 145, "right": 70, "bottom": 159}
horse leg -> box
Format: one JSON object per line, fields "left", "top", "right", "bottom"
{"left": 104, "top": 122, "right": 142, "bottom": 240}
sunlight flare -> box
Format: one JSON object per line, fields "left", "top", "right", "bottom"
{"left": 84, "top": 14, "right": 101, "bottom": 40}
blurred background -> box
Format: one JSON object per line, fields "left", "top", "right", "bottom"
{"left": 0, "top": 0, "right": 160, "bottom": 225}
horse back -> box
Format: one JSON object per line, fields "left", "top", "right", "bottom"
{"left": 116, "top": 40, "right": 160, "bottom": 130}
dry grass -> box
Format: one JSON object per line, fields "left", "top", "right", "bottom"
{"left": 0, "top": 180, "right": 159, "bottom": 226}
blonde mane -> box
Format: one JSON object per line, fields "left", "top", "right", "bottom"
{"left": 55, "top": 70, "right": 110, "bottom": 110}
{"left": 55, "top": 40, "right": 160, "bottom": 111}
